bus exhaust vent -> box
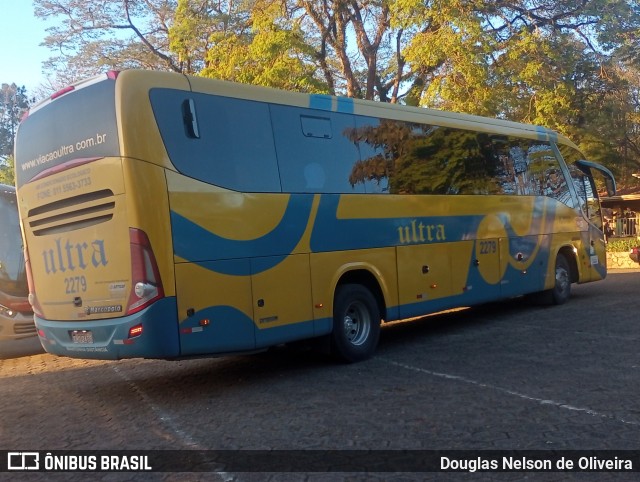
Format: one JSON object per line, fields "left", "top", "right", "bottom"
{"left": 28, "top": 189, "right": 115, "bottom": 236}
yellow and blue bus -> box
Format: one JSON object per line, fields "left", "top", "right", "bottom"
{"left": 14, "top": 70, "right": 615, "bottom": 362}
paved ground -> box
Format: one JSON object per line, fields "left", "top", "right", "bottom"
{"left": 1, "top": 270, "right": 639, "bottom": 481}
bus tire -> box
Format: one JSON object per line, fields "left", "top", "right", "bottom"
{"left": 529, "top": 253, "right": 572, "bottom": 305}
{"left": 550, "top": 253, "right": 572, "bottom": 305}
{"left": 331, "top": 284, "right": 381, "bottom": 363}
{"left": 526, "top": 253, "right": 571, "bottom": 305}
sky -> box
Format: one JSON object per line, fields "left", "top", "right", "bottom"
{"left": 0, "top": 2, "right": 53, "bottom": 92}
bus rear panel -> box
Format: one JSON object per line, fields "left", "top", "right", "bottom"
{"left": 16, "top": 74, "right": 178, "bottom": 359}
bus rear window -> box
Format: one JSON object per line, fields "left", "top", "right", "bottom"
{"left": 14, "top": 79, "right": 120, "bottom": 187}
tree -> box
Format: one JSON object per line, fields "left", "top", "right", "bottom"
{"left": 34, "top": 0, "right": 181, "bottom": 86}
{"left": 170, "top": 0, "right": 252, "bottom": 75}
{"left": 35, "top": 1, "right": 640, "bottom": 104}
{"left": 0, "top": 83, "right": 30, "bottom": 185}
{"left": 31, "top": 0, "right": 640, "bottom": 187}
{"left": 295, "top": 0, "right": 395, "bottom": 100}
{"left": 0, "top": 156, "right": 15, "bottom": 185}
{"left": 399, "top": 0, "right": 640, "bottom": 184}
{"left": 173, "top": 0, "right": 327, "bottom": 92}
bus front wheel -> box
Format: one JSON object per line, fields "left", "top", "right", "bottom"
{"left": 550, "top": 254, "right": 572, "bottom": 304}
{"left": 331, "top": 284, "right": 381, "bottom": 363}
{"left": 528, "top": 253, "right": 572, "bottom": 305}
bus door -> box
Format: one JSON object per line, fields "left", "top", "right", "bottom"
{"left": 571, "top": 160, "right": 616, "bottom": 281}
{"left": 499, "top": 235, "right": 550, "bottom": 298}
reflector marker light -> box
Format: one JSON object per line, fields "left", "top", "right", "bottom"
{"left": 50, "top": 85, "right": 75, "bottom": 100}
{"left": 180, "top": 327, "right": 204, "bottom": 334}
{"left": 128, "top": 324, "right": 143, "bottom": 338}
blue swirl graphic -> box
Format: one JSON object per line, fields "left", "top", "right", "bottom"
{"left": 170, "top": 194, "right": 314, "bottom": 275}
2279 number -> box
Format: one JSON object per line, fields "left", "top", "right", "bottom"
{"left": 479, "top": 240, "right": 497, "bottom": 255}
{"left": 65, "top": 275, "right": 87, "bottom": 294}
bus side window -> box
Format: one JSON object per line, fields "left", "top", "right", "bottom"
{"left": 557, "top": 144, "right": 605, "bottom": 230}
{"left": 569, "top": 165, "right": 588, "bottom": 213}
{"left": 568, "top": 164, "right": 603, "bottom": 229}
{"left": 349, "top": 117, "right": 519, "bottom": 196}
{"left": 150, "top": 89, "right": 281, "bottom": 193}
{"left": 351, "top": 116, "right": 391, "bottom": 194}
{"left": 270, "top": 105, "right": 364, "bottom": 194}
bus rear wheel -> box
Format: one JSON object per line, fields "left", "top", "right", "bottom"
{"left": 331, "top": 284, "right": 381, "bottom": 363}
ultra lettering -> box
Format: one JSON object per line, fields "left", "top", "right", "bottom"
{"left": 42, "top": 238, "right": 108, "bottom": 274}
{"left": 398, "top": 219, "right": 446, "bottom": 244}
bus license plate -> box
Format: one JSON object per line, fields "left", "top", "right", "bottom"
{"left": 71, "top": 330, "right": 93, "bottom": 344}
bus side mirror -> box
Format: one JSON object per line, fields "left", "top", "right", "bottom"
{"left": 575, "top": 160, "right": 616, "bottom": 197}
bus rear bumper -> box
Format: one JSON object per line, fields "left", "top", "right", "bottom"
{"left": 34, "top": 297, "right": 179, "bottom": 359}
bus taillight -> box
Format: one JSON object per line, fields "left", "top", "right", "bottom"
{"left": 24, "top": 247, "right": 42, "bottom": 316}
{"left": 127, "top": 228, "right": 164, "bottom": 315}
{"left": 128, "top": 324, "right": 143, "bottom": 338}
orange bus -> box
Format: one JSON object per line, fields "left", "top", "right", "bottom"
{"left": 0, "top": 184, "right": 34, "bottom": 341}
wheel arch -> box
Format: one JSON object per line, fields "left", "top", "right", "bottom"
{"left": 557, "top": 245, "right": 579, "bottom": 283}
{"left": 334, "top": 267, "right": 387, "bottom": 322}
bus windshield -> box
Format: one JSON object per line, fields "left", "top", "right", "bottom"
{"left": 0, "top": 187, "right": 27, "bottom": 296}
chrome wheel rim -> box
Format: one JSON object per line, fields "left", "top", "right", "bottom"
{"left": 343, "top": 301, "right": 371, "bottom": 346}
{"left": 556, "top": 265, "right": 569, "bottom": 294}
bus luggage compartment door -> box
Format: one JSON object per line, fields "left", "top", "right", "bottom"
{"left": 251, "top": 254, "right": 314, "bottom": 348}
{"left": 175, "top": 260, "right": 256, "bottom": 356}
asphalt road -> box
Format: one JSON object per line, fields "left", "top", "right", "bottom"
{"left": 1, "top": 270, "right": 639, "bottom": 481}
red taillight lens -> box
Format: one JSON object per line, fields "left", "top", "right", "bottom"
{"left": 127, "top": 228, "right": 164, "bottom": 315}
{"left": 50, "top": 85, "right": 75, "bottom": 100}
{"left": 128, "top": 324, "right": 143, "bottom": 338}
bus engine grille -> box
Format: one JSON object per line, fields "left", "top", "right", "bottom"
{"left": 28, "top": 189, "right": 115, "bottom": 236}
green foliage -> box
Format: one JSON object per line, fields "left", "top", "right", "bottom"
{"left": 32, "top": 0, "right": 640, "bottom": 189}
{"left": 172, "top": 0, "right": 327, "bottom": 92}
{"left": 606, "top": 238, "right": 639, "bottom": 252}
{"left": 170, "top": 0, "right": 253, "bottom": 75}
{"left": 0, "top": 156, "right": 15, "bottom": 185}
{"left": 1, "top": 84, "right": 31, "bottom": 185}
{"left": 34, "top": 0, "right": 182, "bottom": 86}
{"left": 1, "top": 83, "right": 29, "bottom": 165}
